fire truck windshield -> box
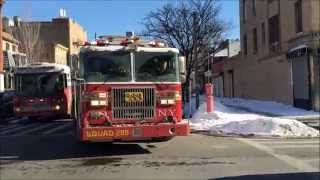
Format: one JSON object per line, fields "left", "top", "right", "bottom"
{"left": 80, "top": 50, "right": 178, "bottom": 82}
{"left": 15, "top": 73, "right": 64, "bottom": 97}
{"left": 135, "top": 52, "right": 178, "bottom": 82}
{"left": 81, "top": 51, "right": 131, "bottom": 82}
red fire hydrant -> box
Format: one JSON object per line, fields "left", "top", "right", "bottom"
{"left": 205, "top": 83, "right": 214, "bottom": 113}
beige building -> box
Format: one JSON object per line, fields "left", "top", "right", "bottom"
{"left": 223, "top": 0, "right": 320, "bottom": 111}
{"left": 2, "top": 31, "right": 18, "bottom": 89}
{"left": 2, "top": 31, "right": 18, "bottom": 53}
{"left": 13, "top": 14, "right": 87, "bottom": 67}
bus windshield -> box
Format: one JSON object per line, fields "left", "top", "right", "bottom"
{"left": 135, "top": 52, "right": 178, "bottom": 82}
{"left": 16, "top": 73, "right": 64, "bottom": 97}
{"left": 80, "top": 51, "right": 131, "bottom": 82}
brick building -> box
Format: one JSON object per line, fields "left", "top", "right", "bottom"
{"left": 223, "top": 0, "right": 320, "bottom": 111}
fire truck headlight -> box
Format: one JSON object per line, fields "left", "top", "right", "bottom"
{"left": 167, "top": 99, "right": 175, "bottom": 105}
{"left": 98, "top": 92, "right": 107, "bottom": 98}
{"left": 90, "top": 100, "right": 99, "bottom": 106}
{"left": 160, "top": 99, "right": 175, "bottom": 105}
{"left": 160, "top": 99, "right": 176, "bottom": 105}
{"left": 54, "top": 105, "right": 61, "bottom": 110}
{"left": 160, "top": 99, "right": 168, "bottom": 105}
{"left": 90, "top": 100, "right": 107, "bottom": 106}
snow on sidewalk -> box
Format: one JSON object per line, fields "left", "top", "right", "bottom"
{"left": 190, "top": 99, "right": 319, "bottom": 137}
{"left": 219, "top": 97, "right": 319, "bottom": 118}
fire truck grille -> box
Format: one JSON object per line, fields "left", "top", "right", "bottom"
{"left": 112, "top": 87, "right": 155, "bottom": 120}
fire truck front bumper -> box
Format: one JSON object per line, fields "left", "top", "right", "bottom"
{"left": 80, "top": 122, "right": 190, "bottom": 142}
{"left": 14, "top": 104, "right": 67, "bottom": 118}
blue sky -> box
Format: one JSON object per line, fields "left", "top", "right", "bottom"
{"left": 4, "top": 0, "right": 239, "bottom": 40}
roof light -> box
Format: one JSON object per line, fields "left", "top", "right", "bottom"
{"left": 107, "top": 36, "right": 113, "bottom": 42}
{"left": 148, "top": 41, "right": 156, "bottom": 46}
{"left": 84, "top": 41, "right": 91, "bottom": 46}
{"left": 96, "top": 39, "right": 109, "bottom": 46}
{"left": 90, "top": 41, "right": 97, "bottom": 45}
{"left": 148, "top": 40, "right": 165, "bottom": 47}
{"left": 156, "top": 42, "right": 165, "bottom": 47}
{"left": 121, "top": 38, "right": 134, "bottom": 46}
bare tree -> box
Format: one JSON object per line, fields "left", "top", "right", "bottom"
{"left": 11, "top": 22, "right": 42, "bottom": 63}
{"left": 142, "top": 0, "right": 228, "bottom": 87}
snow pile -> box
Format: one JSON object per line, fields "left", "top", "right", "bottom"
{"left": 190, "top": 100, "right": 319, "bottom": 137}
{"left": 219, "top": 97, "right": 319, "bottom": 118}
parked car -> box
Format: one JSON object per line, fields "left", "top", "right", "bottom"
{"left": 0, "top": 90, "right": 16, "bottom": 119}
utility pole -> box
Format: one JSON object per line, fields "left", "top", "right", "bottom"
{"left": 0, "top": 0, "right": 4, "bottom": 92}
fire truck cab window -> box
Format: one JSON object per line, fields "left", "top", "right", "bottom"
{"left": 81, "top": 51, "right": 131, "bottom": 82}
{"left": 135, "top": 52, "right": 178, "bottom": 82}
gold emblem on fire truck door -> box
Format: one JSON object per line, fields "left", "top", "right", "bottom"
{"left": 125, "top": 92, "right": 144, "bottom": 103}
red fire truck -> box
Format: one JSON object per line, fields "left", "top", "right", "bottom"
{"left": 73, "top": 34, "right": 190, "bottom": 142}
{"left": 13, "top": 63, "right": 72, "bottom": 119}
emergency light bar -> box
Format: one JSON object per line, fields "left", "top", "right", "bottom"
{"left": 75, "top": 32, "right": 168, "bottom": 48}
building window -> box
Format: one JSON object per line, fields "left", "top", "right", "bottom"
{"left": 5, "top": 43, "right": 10, "bottom": 51}
{"left": 252, "top": 0, "right": 256, "bottom": 16}
{"left": 295, "top": 0, "right": 303, "bottom": 33}
{"left": 253, "top": 28, "right": 258, "bottom": 54}
{"left": 268, "top": 14, "right": 280, "bottom": 52}
{"left": 261, "top": 23, "right": 266, "bottom": 45}
{"left": 242, "top": 0, "right": 247, "bottom": 23}
{"left": 243, "top": 34, "right": 248, "bottom": 56}
{"left": 12, "top": 45, "right": 16, "bottom": 52}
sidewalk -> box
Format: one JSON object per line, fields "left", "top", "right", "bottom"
{"left": 219, "top": 97, "right": 319, "bottom": 120}
{"left": 187, "top": 96, "right": 319, "bottom": 137}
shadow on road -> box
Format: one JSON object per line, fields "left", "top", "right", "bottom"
{"left": 210, "top": 172, "right": 320, "bottom": 180}
{"left": 0, "top": 134, "right": 151, "bottom": 161}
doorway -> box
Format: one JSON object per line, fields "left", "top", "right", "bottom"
{"left": 291, "top": 55, "right": 311, "bottom": 110}
{"left": 228, "top": 70, "right": 234, "bottom": 98}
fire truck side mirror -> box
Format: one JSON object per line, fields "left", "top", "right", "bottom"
{"left": 179, "top": 56, "right": 186, "bottom": 83}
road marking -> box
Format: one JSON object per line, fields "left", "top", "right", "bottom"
{"left": 304, "top": 158, "right": 320, "bottom": 162}
{"left": 262, "top": 141, "right": 319, "bottom": 144}
{"left": 14, "top": 123, "right": 57, "bottom": 136}
{"left": 237, "top": 138, "right": 318, "bottom": 172}
{"left": 211, "top": 145, "right": 228, "bottom": 149}
{"left": 250, "top": 138, "right": 319, "bottom": 141}
{"left": 54, "top": 119, "right": 74, "bottom": 122}
{"left": 272, "top": 144, "right": 319, "bottom": 149}
{"left": 42, "top": 123, "right": 73, "bottom": 134}
{"left": 0, "top": 124, "right": 35, "bottom": 135}
{"left": 9, "top": 118, "right": 28, "bottom": 124}
{"left": 0, "top": 124, "right": 21, "bottom": 132}
{"left": 0, "top": 156, "right": 19, "bottom": 159}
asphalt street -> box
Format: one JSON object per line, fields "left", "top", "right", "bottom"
{"left": 0, "top": 118, "right": 319, "bottom": 180}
